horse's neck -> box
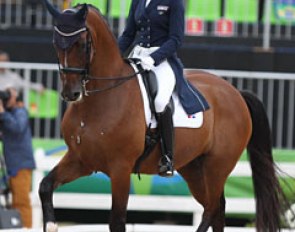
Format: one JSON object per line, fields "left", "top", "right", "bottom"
{"left": 90, "top": 48, "right": 123, "bottom": 76}
{"left": 75, "top": 75, "right": 139, "bottom": 131}
{"left": 87, "top": 27, "right": 135, "bottom": 101}
{"left": 89, "top": 19, "right": 125, "bottom": 77}
{"left": 82, "top": 14, "right": 140, "bottom": 117}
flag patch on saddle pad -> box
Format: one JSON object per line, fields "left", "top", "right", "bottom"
{"left": 188, "top": 114, "right": 197, "bottom": 119}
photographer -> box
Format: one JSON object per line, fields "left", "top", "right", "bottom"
{"left": 0, "top": 88, "right": 36, "bottom": 228}
{"left": 0, "top": 51, "right": 44, "bottom": 94}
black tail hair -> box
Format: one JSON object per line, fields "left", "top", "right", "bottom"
{"left": 241, "top": 91, "right": 291, "bottom": 231}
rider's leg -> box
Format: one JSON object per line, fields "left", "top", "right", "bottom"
{"left": 153, "top": 61, "right": 176, "bottom": 177}
{"left": 157, "top": 103, "right": 174, "bottom": 176}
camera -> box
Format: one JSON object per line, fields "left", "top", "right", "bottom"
{"left": 0, "top": 90, "right": 11, "bottom": 107}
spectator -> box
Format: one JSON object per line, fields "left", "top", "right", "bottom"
{"left": 0, "top": 50, "right": 44, "bottom": 94}
{"left": 0, "top": 88, "right": 36, "bottom": 228}
{"left": 63, "top": 0, "right": 72, "bottom": 9}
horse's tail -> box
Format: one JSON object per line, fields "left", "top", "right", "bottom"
{"left": 240, "top": 91, "right": 288, "bottom": 232}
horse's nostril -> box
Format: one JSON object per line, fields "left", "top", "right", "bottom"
{"left": 61, "top": 92, "right": 67, "bottom": 101}
{"left": 73, "top": 92, "right": 81, "bottom": 99}
{"left": 61, "top": 91, "right": 81, "bottom": 102}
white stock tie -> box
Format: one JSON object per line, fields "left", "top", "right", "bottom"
{"left": 145, "top": 0, "right": 151, "bottom": 7}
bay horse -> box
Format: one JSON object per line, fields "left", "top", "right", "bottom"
{"left": 40, "top": 2, "right": 289, "bottom": 232}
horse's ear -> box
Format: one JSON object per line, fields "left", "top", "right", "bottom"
{"left": 75, "top": 4, "right": 88, "bottom": 20}
{"left": 43, "top": 0, "right": 61, "bottom": 18}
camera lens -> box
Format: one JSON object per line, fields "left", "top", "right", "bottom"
{"left": 0, "top": 90, "right": 11, "bottom": 106}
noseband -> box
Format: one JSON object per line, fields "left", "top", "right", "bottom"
{"left": 55, "top": 26, "right": 143, "bottom": 96}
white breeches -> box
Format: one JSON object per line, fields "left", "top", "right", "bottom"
{"left": 130, "top": 45, "right": 176, "bottom": 113}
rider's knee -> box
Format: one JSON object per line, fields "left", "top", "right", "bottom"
{"left": 155, "top": 98, "right": 169, "bottom": 113}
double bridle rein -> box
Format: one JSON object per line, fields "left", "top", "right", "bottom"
{"left": 55, "top": 26, "right": 144, "bottom": 96}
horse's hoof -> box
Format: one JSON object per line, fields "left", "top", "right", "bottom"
{"left": 46, "top": 222, "right": 58, "bottom": 232}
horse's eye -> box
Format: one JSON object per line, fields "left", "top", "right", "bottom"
{"left": 79, "top": 41, "right": 87, "bottom": 51}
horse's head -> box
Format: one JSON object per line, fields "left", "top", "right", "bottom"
{"left": 44, "top": 0, "right": 129, "bottom": 102}
{"left": 44, "top": 0, "right": 94, "bottom": 101}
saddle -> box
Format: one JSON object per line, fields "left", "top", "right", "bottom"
{"left": 126, "top": 58, "right": 174, "bottom": 116}
{"left": 127, "top": 58, "right": 158, "bottom": 115}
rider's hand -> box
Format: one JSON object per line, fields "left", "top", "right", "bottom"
{"left": 140, "top": 56, "right": 155, "bottom": 71}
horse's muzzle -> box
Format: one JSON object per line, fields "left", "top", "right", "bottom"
{"left": 61, "top": 91, "right": 82, "bottom": 102}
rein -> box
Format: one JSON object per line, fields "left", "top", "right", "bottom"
{"left": 55, "top": 26, "right": 143, "bottom": 96}
{"left": 81, "top": 70, "right": 144, "bottom": 95}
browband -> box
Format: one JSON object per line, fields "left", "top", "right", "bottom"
{"left": 54, "top": 26, "right": 87, "bottom": 37}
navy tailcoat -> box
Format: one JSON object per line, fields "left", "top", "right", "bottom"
{"left": 118, "top": 0, "right": 209, "bottom": 114}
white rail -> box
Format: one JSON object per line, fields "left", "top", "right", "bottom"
{"left": 201, "top": 69, "right": 295, "bottom": 80}
{"left": 0, "top": 224, "right": 295, "bottom": 232}
{"left": 1, "top": 62, "right": 295, "bottom": 79}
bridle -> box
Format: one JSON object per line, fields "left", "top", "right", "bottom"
{"left": 55, "top": 25, "right": 144, "bottom": 96}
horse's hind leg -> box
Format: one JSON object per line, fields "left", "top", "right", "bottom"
{"left": 178, "top": 156, "right": 227, "bottom": 232}
{"left": 178, "top": 157, "right": 211, "bottom": 231}
{"left": 38, "top": 151, "right": 91, "bottom": 232}
{"left": 211, "top": 192, "right": 226, "bottom": 231}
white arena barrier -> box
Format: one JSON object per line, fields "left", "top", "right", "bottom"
{"left": 0, "top": 224, "right": 294, "bottom": 232}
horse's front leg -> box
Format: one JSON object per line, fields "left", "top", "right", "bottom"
{"left": 109, "top": 168, "right": 132, "bottom": 232}
{"left": 38, "top": 152, "right": 91, "bottom": 232}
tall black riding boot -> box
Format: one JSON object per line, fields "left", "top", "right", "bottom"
{"left": 157, "top": 105, "right": 174, "bottom": 177}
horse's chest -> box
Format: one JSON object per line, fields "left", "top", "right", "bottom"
{"left": 63, "top": 120, "right": 82, "bottom": 146}
{"left": 63, "top": 117, "right": 111, "bottom": 152}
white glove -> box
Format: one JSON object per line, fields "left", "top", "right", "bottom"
{"left": 140, "top": 56, "right": 155, "bottom": 71}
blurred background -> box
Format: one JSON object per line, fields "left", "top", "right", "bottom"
{"left": 1, "top": 0, "right": 295, "bottom": 69}
{"left": 0, "top": 0, "right": 295, "bottom": 230}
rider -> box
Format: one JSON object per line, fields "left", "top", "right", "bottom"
{"left": 118, "top": 0, "right": 209, "bottom": 177}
